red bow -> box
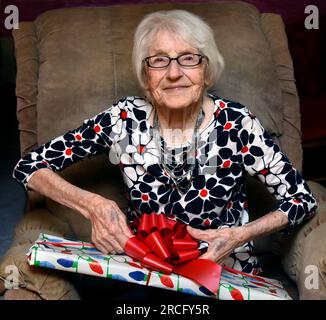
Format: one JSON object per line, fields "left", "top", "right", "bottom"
{"left": 125, "top": 213, "right": 221, "bottom": 295}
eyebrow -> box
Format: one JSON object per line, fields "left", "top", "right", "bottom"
{"left": 149, "top": 49, "right": 199, "bottom": 56}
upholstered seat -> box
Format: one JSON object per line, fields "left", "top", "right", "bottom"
{"left": 1, "top": 2, "right": 325, "bottom": 300}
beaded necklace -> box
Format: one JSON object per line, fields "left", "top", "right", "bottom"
{"left": 152, "top": 106, "right": 204, "bottom": 193}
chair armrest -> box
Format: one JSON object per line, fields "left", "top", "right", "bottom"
{"left": 281, "top": 187, "right": 326, "bottom": 299}
{"left": 307, "top": 180, "right": 326, "bottom": 204}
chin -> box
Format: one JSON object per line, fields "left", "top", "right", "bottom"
{"left": 162, "top": 97, "right": 195, "bottom": 110}
{"left": 164, "top": 103, "right": 192, "bottom": 111}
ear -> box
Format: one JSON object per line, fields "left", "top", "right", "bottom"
{"left": 203, "top": 62, "right": 211, "bottom": 88}
{"left": 142, "top": 69, "right": 150, "bottom": 90}
{"left": 143, "top": 82, "right": 149, "bottom": 90}
{"left": 204, "top": 78, "right": 211, "bottom": 88}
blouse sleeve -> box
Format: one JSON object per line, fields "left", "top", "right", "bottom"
{"left": 13, "top": 100, "right": 128, "bottom": 190}
{"left": 238, "top": 109, "right": 317, "bottom": 234}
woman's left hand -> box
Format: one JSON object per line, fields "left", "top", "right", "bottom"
{"left": 187, "top": 226, "right": 244, "bottom": 264}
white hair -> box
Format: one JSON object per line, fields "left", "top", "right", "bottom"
{"left": 132, "top": 9, "right": 225, "bottom": 92}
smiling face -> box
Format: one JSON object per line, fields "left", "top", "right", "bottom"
{"left": 144, "top": 30, "right": 208, "bottom": 111}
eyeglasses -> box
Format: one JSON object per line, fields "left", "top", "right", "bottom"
{"left": 143, "top": 53, "right": 207, "bottom": 69}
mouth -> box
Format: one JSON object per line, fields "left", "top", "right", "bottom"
{"left": 164, "top": 85, "right": 190, "bottom": 91}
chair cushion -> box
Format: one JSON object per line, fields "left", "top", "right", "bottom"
{"left": 0, "top": 209, "right": 79, "bottom": 299}
{"left": 260, "top": 13, "right": 302, "bottom": 170}
{"left": 281, "top": 197, "right": 326, "bottom": 299}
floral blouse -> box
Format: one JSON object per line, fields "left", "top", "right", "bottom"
{"left": 13, "top": 94, "right": 317, "bottom": 274}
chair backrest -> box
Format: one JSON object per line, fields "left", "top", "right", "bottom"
{"left": 12, "top": 2, "right": 301, "bottom": 251}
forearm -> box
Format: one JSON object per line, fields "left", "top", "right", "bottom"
{"left": 237, "top": 211, "right": 288, "bottom": 246}
{"left": 27, "top": 168, "right": 101, "bottom": 219}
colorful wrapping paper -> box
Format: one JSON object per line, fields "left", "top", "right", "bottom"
{"left": 27, "top": 233, "right": 292, "bottom": 300}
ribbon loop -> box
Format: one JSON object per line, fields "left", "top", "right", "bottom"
{"left": 144, "top": 231, "right": 170, "bottom": 260}
{"left": 149, "top": 213, "right": 158, "bottom": 232}
{"left": 124, "top": 236, "right": 151, "bottom": 260}
{"left": 125, "top": 213, "right": 221, "bottom": 294}
{"left": 170, "top": 249, "right": 201, "bottom": 264}
{"left": 172, "top": 239, "right": 198, "bottom": 251}
{"left": 142, "top": 252, "right": 173, "bottom": 274}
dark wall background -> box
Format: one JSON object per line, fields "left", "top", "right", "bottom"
{"left": 0, "top": 0, "right": 325, "bottom": 257}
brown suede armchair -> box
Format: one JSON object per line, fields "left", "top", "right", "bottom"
{"left": 1, "top": 1, "right": 326, "bottom": 300}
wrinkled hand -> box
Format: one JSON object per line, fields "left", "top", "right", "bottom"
{"left": 187, "top": 226, "right": 242, "bottom": 264}
{"left": 87, "top": 196, "right": 133, "bottom": 254}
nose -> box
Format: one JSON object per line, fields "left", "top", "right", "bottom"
{"left": 166, "top": 59, "right": 183, "bottom": 79}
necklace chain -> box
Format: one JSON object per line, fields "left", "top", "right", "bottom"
{"left": 152, "top": 105, "right": 204, "bottom": 192}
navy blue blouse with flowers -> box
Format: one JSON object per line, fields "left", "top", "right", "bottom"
{"left": 13, "top": 94, "right": 317, "bottom": 274}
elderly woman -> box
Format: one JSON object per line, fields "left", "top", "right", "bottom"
{"left": 14, "top": 9, "right": 316, "bottom": 276}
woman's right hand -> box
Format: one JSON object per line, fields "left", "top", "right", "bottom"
{"left": 87, "top": 195, "right": 134, "bottom": 254}
{"left": 27, "top": 169, "right": 133, "bottom": 254}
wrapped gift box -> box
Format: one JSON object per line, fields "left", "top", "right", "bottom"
{"left": 27, "top": 233, "right": 292, "bottom": 300}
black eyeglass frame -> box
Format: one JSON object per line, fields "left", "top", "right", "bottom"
{"left": 143, "top": 53, "right": 207, "bottom": 69}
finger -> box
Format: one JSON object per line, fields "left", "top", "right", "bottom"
{"left": 118, "top": 216, "right": 134, "bottom": 238}
{"left": 217, "top": 259, "right": 225, "bottom": 267}
{"left": 94, "top": 240, "right": 113, "bottom": 254}
{"left": 92, "top": 231, "right": 116, "bottom": 254}
{"left": 99, "top": 239, "right": 119, "bottom": 255}
{"left": 186, "top": 226, "right": 209, "bottom": 241}
{"left": 199, "top": 251, "right": 216, "bottom": 261}
{"left": 113, "top": 214, "right": 134, "bottom": 248}
{"left": 115, "top": 233, "right": 131, "bottom": 251}
{"left": 114, "top": 205, "right": 134, "bottom": 238}
{"left": 106, "top": 236, "right": 124, "bottom": 254}
{"left": 201, "top": 248, "right": 228, "bottom": 263}
{"left": 93, "top": 223, "right": 126, "bottom": 253}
